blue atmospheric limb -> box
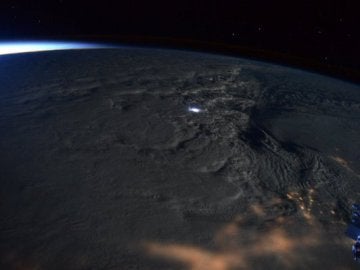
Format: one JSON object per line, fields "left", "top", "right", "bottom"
{"left": 0, "top": 41, "right": 109, "bottom": 56}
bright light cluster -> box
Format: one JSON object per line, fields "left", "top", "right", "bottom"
{"left": 0, "top": 41, "right": 105, "bottom": 56}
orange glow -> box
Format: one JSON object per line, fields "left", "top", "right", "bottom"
{"left": 331, "top": 156, "right": 349, "bottom": 167}
{"left": 141, "top": 189, "right": 354, "bottom": 269}
{"left": 250, "top": 203, "right": 265, "bottom": 217}
{"left": 144, "top": 242, "right": 244, "bottom": 270}
{"left": 329, "top": 156, "right": 359, "bottom": 178}
{"left": 143, "top": 221, "right": 324, "bottom": 270}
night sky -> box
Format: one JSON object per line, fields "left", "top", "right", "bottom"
{"left": 0, "top": 0, "right": 359, "bottom": 81}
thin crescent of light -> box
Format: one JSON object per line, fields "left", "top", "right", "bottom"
{"left": 0, "top": 41, "right": 109, "bottom": 56}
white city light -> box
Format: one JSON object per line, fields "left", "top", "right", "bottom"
{"left": 0, "top": 41, "right": 105, "bottom": 56}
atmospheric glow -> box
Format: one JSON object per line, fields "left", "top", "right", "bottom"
{"left": 188, "top": 106, "right": 202, "bottom": 113}
{"left": 0, "top": 41, "right": 106, "bottom": 56}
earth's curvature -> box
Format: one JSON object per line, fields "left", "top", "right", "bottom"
{"left": 0, "top": 48, "right": 359, "bottom": 269}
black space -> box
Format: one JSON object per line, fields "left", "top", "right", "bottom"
{"left": 0, "top": 0, "right": 359, "bottom": 81}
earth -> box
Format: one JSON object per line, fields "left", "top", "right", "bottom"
{"left": 0, "top": 47, "right": 359, "bottom": 270}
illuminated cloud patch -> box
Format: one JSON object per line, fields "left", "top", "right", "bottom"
{"left": 188, "top": 106, "right": 203, "bottom": 113}
{"left": 0, "top": 41, "right": 107, "bottom": 56}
